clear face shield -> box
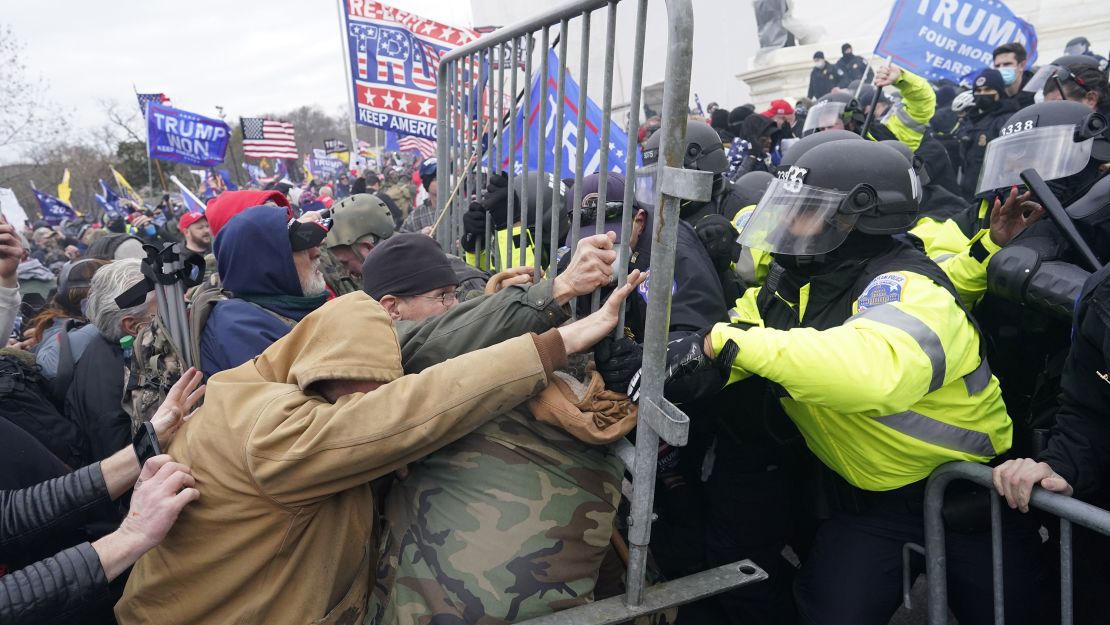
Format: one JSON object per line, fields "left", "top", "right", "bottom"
{"left": 802, "top": 101, "right": 847, "bottom": 135}
{"left": 738, "top": 175, "right": 862, "bottom": 256}
{"left": 634, "top": 163, "right": 659, "bottom": 208}
{"left": 1022, "top": 64, "right": 1090, "bottom": 100}
{"left": 976, "top": 125, "right": 1094, "bottom": 194}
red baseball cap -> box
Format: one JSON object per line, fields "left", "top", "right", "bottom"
{"left": 761, "top": 99, "right": 795, "bottom": 117}
{"left": 178, "top": 211, "right": 207, "bottom": 233}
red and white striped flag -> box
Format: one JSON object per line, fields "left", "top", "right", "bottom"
{"left": 398, "top": 135, "right": 436, "bottom": 159}
{"left": 240, "top": 117, "right": 298, "bottom": 159}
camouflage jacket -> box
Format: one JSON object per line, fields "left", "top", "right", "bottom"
{"left": 367, "top": 407, "right": 622, "bottom": 625}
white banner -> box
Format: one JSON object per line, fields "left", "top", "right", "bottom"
{"left": 0, "top": 187, "right": 30, "bottom": 227}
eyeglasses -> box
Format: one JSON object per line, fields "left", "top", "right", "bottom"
{"left": 410, "top": 290, "right": 458, "bottom": 306}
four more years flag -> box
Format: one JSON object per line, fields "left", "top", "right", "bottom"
{"left": 146, "top": 102, "right": 231, "bottom": 167}
{"left": 342, "top": 0, "right": 478, "bottom": 140}
{"left": 875, "top": 0, "right": 1037, "bottom": 84}
{"left": 31, "top": 189, "right": 77, "bottom": 225}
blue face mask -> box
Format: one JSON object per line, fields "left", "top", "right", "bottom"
{"left": 998, "top": 67, "right": 1018, "bottom": 86}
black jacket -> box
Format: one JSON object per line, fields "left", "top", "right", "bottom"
{"left": 0, "top": 464, "right": 111, "bottom": 625}
{"left": 64, "top": 335, "right": 130, "bottom": 465}
{"left": 958, "top": 97, "right": 1022, "bottom": 198}
{"left": 1040, "top": 265, "right": 1110, "bottom": 498}
{"left": 808, "top": 64, "right": 839, "bottom": 99}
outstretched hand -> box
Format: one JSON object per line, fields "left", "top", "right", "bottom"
{"left": 557, "top": 270, "right": 644, "bottom": 354}
{"left": 150, "top": 368, "right": 206, "bottom": 448}
{"left": 990, "top": 186, "right": 1045, "bottom": 247}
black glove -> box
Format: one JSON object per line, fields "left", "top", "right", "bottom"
{"left": 627, "top": 330, "right": 715, "bottom": 402}
{"left": 461, "top": 203, "right": 487, "bottom": 253}
{"left": 594, "top": 336, "right": 643, "bottom": 393}
{"left": 695, "top": 214, "right": 743, "bottom": 273}
{"left": 482, "top": 172, "right": 512, "bottom": 229}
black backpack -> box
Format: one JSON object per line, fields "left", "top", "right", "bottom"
{"left": 0, "top": 350, "right": 87, "bottom": 469}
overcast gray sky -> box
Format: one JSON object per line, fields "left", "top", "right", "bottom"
{"left": 5, "top": 1, "right": 472, "bottom": 151}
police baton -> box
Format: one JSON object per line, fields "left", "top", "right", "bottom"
{"left": 1020, "top": 168, "right": 1103, "bottom": 271}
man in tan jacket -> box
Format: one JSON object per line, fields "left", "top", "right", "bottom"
{"left": 115, "top": 269, "right": 642, "bottom": 625}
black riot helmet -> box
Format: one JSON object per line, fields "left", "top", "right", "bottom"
{"left": 740, "top": 141, "right": 920, "bottom": 257}
{"left": 639, "top": 120, "right": 729, "bottom": 217}
{"left": 730, "top": 171, "right": 775, "bottom": 209}
{"left": 778, "top": 128, "right": 864, "bottom": 169}
{"left": 641, "top": 120, "right": 728, "bottom": 173}
{"left": 976, "top": 100, "right": 1110, "bottom": 201}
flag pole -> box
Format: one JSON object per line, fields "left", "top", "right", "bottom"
{"left": 134, "top": 84, "right": 154, "bottom": 203}
{"left": 334, "top": 0, "right": 361, "bottom": 170}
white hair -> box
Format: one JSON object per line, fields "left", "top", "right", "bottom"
{"left": 86, "top": 259, "right": 151, "bottom": 342}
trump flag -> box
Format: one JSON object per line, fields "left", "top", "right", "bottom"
{"left": 342, "top": 1, "right": 478, "bottom": 140}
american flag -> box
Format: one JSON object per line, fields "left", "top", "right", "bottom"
{"left": 136, "top": 92, "right": 172, "bottom": 117}
{"left": 240, "top": 118, "right": 298, "bottom": 159}
{"left": 398, "top": 134, "right": 436, "bottom": 159}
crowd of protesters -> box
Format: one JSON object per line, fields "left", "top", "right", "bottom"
{"left": 3, "top": 29, "right": 1110, "bottom": 625}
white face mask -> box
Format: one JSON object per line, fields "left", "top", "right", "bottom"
{"left": 815, "top": 60, "right": 826, "bottom": 69}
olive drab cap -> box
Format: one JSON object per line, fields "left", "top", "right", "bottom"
{"left": 325, "top": 193, "right": 395, "bottom": 248}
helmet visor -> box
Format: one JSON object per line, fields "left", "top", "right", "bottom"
{"left": 738, "top": 177, "right": 860, "bottom": 256}
{"left": 1023, "top": 64, "right": 1068, "bottom": 94}
{"left": 803, "top": 101, "right": 847, "bottom": 134}
{"left": 976, "top": 125, "right": 1093, "bottom": 194}
{"left": 633, "top": 164, "right": 659, "bottom": 208}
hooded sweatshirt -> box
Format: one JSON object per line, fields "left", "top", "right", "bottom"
{"left": 117, "top": 291, "right": 566, "bottom": 625}
{"left": 200, "top": 205, "right": 326, "bottom": 376}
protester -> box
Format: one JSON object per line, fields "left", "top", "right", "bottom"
{"left": 117, "top": 265, "right": 643, "bottom": 625}
{"left": 992, "top": 42, "right": 1034, "bottom": 108}
{"left": 199, "top": 205, "right": 329, "bottom": 376}
{"left": 324, "top": 193, "right": 395, "bottom": 278}
{"left": 29, "top": 259, "right": 108, "bottom": 383}
{"left": 0, "top": 370, "right": 204, "bottom": 625}
{"left": 178, "top": 211, "right": 211, "bottom": 255}
{"left": 400, "top": 158, "right": 438, "bottom": 233}
{"left": 0, "top": 219, "right": 22, "bottom": 343}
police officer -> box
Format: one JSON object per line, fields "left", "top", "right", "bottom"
{"left": 641, "top": 120, "right": 746, "bottom": 223}
{"left": 461, "top": 171, "right": 560, "bottom": 270}
{"left": 957, "top": 68, "right": 1022, "bottom": 199}
{"left": 834, "top": 43, "right": 871, "bottom": 87}
{"left": 808, "top": 51, "right": 839, "bottom": 99}
{"left": 324, "top": 193, "right": 395, "bottom": 280}
{"left": 664, "top": 140, "right": 1043, "bottom": 625}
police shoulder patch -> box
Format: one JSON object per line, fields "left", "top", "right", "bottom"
{"left": 637, "top": 268, "right": 678, "bottom": 303}
{"left": 856, "top": 272, "right": 906, "bottom": 312}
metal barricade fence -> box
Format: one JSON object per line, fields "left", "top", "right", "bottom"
{"left": 434, "top": 0, "right": 768, "bottom": 621}
{"left": 924, "top": 461, "right": 1110, "bottom": 625}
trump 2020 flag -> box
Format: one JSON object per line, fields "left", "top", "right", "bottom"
{"left": 147, "top": 102, "right": 231, "bottom": 167}
{"left": 32, "top": 189, "right": 77, "bottom": 225}
{"left": 342, "top": 1, "right": 478, "bottom": 139}
{"left": 498, "top": 50, "right": 639, "bottom": 177}
{"left": 875, "top": 0, "right": 1037, "bottom": 83}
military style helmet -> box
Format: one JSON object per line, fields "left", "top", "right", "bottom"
{"left": 739, "top": 141, "right": 920, "bottom": 257}
{"left": 325, "top": 193, "right": 395, "bottom": 248}
{"left": 641, "top": 120, "right": 728, "bottom": 173}
{"left": 976, "top": 100, "right": 1110, "bottom": 195}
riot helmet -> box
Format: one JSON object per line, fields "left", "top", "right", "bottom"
{"left": 740, "top": 141, "right": 920, "bottom": 257}
{"left": 1024, "top": 55, "right": 1108, "bottom": 100}
{"left": 639, "top": 120, "right": 728, "bottom": 213}
{"left": 730, "top": 171, "right": 775, "bottom": 209}
{"left": 778, "top": 129, "right": 864, "bottom": 169}
{"left": 803, "top": 92, "right": 853, "bottom": 136}
{"left": 976, "top": 100, "right": 1110, "bottom": 199}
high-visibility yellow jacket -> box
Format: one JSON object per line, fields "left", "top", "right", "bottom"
{"left": 911, "top": 198, "right": 1001, "bottom": 307}
{"left": 710, "top": 242, "right": 1011, "bottom": 491}
{"left": 465, "top": 225, "right": 536, "bottom": 270}
{"left": 868, "top": 69, "right": 936, "bottom": 153}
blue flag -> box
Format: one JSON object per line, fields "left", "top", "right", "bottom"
{"left": 496, "top": 50, "right": 639, "bottom": 177}
{"left": 97, "top": 179, "right": 123, "bottom": 218}
{"left": 146, "top": 102, "right": 231, "bottom": 167}
{"left": 32, "top": 189, "right": 76, "bottom": 225}
{"left": 385, "top": 131, "right": 401, "bottom": 152}
{"left": 875, "top": 0, "right": 1037, "bottom": 84}
{"left": 215, "top": 169, "right": 238, "bottom": 191}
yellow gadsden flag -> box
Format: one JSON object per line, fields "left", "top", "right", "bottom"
{"left": 57, "top": 169, "right": 72, "bottom": 204}
{"left": 110, "top": 166, "right": 144, "bottom": 207}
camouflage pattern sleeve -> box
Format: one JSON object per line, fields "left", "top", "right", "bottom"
{"left": 367, "top": 408, "right": 623, "bottom": 625}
